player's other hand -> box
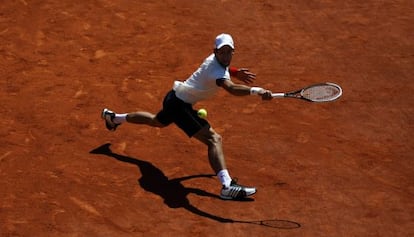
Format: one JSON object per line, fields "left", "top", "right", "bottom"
{"left": 235, "top": 68, "right": 256, "bottom": 84}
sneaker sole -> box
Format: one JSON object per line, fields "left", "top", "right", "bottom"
{"left": 220, "top": 189, "right": 257, "bottom": 200}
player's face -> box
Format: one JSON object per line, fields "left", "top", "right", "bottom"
{"left": 214, "top": 45, "right": 234, "bottom": 67}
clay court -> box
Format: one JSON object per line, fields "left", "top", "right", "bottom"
{"left": 1, "top": 0, "right": 413, "bottom": 236}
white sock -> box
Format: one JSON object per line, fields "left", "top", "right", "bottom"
{"left": 113, "top": 113, "right": 127, "bottom": 124}
{"left": 217, "top": 169, "right": 232, "bottom": 188}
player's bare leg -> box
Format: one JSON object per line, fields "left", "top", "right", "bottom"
{"left": 193, "top": 125, "right": 257, "bottom": 199}
{"left": 126, "top": 112, "right": 165, "bottom": 127}
{"left": 101, "top": 109, "right": 165, "bottom": 130}
{"left": 193, "top": 126, "right": 226, "bottom": 173}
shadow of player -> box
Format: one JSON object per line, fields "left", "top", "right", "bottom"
{"left": 90, "top": 143, "right": 233, "bottom": 223}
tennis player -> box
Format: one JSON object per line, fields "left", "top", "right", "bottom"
{"left": 102, "top": 33, "right": 273, "bottom": 200}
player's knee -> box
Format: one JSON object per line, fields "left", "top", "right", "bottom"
{"left": 209, "top": 132, "right": 222, "bottom": 146}
{"left": 193, "top": 126, "right": 222, "bottom": 146}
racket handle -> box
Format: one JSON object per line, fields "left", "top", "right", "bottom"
{"left": 271, "top": 93, "right": 285, "bottom": 98}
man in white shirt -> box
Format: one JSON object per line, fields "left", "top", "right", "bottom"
{"left": 102, "top": 33, "right": 273, "bottom": 200}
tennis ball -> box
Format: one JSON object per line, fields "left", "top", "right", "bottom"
{"left": 197, "top": 108, "right": 207, "bottom": 118}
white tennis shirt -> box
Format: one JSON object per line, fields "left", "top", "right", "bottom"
{"left": 173, "top": 53, "right": 231, "bottom": 104}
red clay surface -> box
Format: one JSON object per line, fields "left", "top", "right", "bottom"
{"left": 1, "top": 1, "right": 413, "bottom": 236}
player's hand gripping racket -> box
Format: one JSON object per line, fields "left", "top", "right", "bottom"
{"left": 271, "top": 82, "right": 342, "bottom": 102}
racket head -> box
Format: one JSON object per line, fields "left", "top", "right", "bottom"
{"left": 300, "top": 82, "right": 342, "bottom": 102}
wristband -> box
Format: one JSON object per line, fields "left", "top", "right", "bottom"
{"left": 229, "top": 67, "right": 238, "bottom": 77}
{"left": 250, "top": 87, "right": 263, "bottom": 95}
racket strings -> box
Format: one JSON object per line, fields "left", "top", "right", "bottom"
{"left": 302, "top": 85, "right": 341, "bottom": 102}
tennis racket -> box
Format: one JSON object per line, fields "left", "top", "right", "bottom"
{"left": 271, "top": 82, "right": 342, "bottom": 102}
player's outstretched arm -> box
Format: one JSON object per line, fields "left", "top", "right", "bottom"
{"left": 217, "top": 79, "right": 273, "bottom": 100}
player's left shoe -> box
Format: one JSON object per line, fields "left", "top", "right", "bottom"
{"left": 101, "top": 108, "right": 120, "bottom": 131}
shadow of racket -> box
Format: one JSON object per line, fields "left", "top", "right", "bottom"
{"left": 232, "top": 219, "right": 301, "bottom": 229}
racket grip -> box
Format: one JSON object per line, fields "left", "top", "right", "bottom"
{"left": 271, "top": 93, "right": 285, "bottom": 98}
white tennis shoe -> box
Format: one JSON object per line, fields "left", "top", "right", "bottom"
{"left": 220, "top": 179, "right": 257, "bottom": 200}
{"left": 101, "top": 108, "right": 120, "bottom": 131}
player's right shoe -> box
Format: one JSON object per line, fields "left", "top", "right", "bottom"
{"left": 101, "top": 108, "right": 120, "bottom": 131}
{"left": 220, "top": 179, "right": 257, "bottom": 200}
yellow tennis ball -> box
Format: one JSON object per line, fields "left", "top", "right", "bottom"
{"left": 197, "top": 108, "right": 207, "bottom": 118}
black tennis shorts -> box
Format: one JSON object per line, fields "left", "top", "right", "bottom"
{"left": 155, "top": 90, "right": 210, "bottom": 137}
